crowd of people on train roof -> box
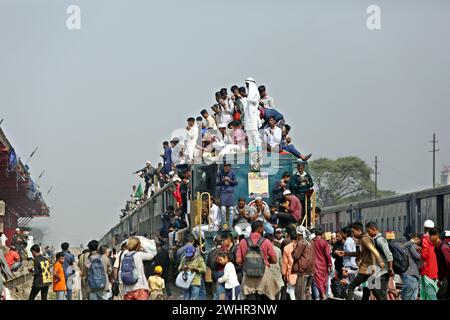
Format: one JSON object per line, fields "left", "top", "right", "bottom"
{"left": 120, "top": 78, "right": 311, "bottom": 219}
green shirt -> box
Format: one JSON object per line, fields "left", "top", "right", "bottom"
{"left": 179, "top": 255, "right": 206, "bottom": 287}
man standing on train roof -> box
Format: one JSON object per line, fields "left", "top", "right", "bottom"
{"left": 215, "top": 91, "right": 234, "bottom": 126}
{"left": 161, "top": 141, "right": 172, "bottom": 175}
{"left": 244, "top": 77, "right": 262, "bottom": 151}
{"left": 217, "top": 163, "right": 238, "bottom": 227}
{"left": 201, "top": 109, "right": 218, "bottom": 131}
{"left": 289, "top": 162, "right": 314, "bottom": 226}
{"left": 185, "top": 117, "right": 199, "bottom": 162}
{"left": 170, "top": 138, "right": 180, "bottom": 165}
{"left": 258, "top": 85, "right": 275, "bottom": 109}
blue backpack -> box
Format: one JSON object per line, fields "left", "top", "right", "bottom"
{"left": 120, "top": 252, "right": 139, "bottom": 285}
{"left": 87, "top": 255, "right": 107, "bottom": 290}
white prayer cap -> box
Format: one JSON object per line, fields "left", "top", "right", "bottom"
{"left": 245, "top": 77, "right": 255, "bottom": 83}
{"left": 331, "top": 232, "right": 337, "bottom": 238}
{"left": 255, "top": 196, "right": 263, "bottom": 201}
{"left": 218, "top": 123, "right": 227, "bottom": 128}
{"left": 424, "top": 219, "right": 435, "bottom": 228}
{"left": 444, "top": 230, "right": 450, "bottom": 238}
{"left": 146, "top": 161, "right": 151, "bottom": 165}
{"left": 283, "top": 190, "right": 292, "bottom": 196}
{"left": 16, "top": 228, "right": 20, "bottom": 231}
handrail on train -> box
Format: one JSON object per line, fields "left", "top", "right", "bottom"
{"left": 194, "top": 191, "right": 212, "bottom": 254}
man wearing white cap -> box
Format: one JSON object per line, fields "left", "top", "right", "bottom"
{"left": 243, "top": 78, "right": 262, "bottom": 150}
{"left": 212, "top": 123, "right": 232, "bottom": 154}
{"left": 278, "top": 190, "right": 301, "bottom": 227}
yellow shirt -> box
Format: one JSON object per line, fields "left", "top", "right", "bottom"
{"left": 148, "top": 275, "right": 165, "bottom": 292}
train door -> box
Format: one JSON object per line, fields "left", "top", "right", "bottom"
{"left": 405, "top": 200, "right": 412, "bottom": 235}
{"left": 437, "top": 194, "right": 444, "bottom": 229}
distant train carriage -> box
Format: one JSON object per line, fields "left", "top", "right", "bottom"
{"left": 320, "top": 185, "right": 450, "bottom": 238}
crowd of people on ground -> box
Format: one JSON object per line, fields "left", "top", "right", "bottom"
{"left": 14, "top": 217, "right": 448, "bottom": 301}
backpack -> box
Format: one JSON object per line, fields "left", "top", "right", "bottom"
{"left": 243, "top": 237, "right": 266, "bottom": 278}
{"left": 375, "top": 237, "right": 409, "bottom": 274}
{"left": 120, "top": 252, "right": 139, "bottom": 285}
{"left": 87, "top": 255, "right": 107, "bottom": 290}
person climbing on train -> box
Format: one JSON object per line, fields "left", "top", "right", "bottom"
{"left": 216, "top": 163, "right": 238, "bottom": 228}
{"left": 161, "top": 141, "right": 172, "bottom": 175}
{"left": 289, "top": 162, "right": 314, "bottom": 226}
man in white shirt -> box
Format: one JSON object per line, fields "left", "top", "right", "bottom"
{"left": 212, "top": 123, "right": 232, "bottom": 154}
{"left": 170, "top": 138, "right": 180, "bottom": 165}
{"left": 201, "top": 109, "right": 218, "bottom": 130}
{"left": 185, "top": 117, "right": 199, "bottom": 161}
{"left": 0, "top": 232, "right": 7, "bottom": 247}
{"left": 192, "top": 201, "right": 221, "bottom": 240}
{"left": 263, "top": 116, "right": 282, "bottom": 152}
{"left": 244, "top": 78, "right": 262, "bottom": 150}
{"left": 218, "top": 89, "right": 234, "bottom": 126}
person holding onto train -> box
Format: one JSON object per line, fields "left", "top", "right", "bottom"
{"left": 216, "top": 163, "right": 238, "bottom": 228}
{"left": 289, "top": 162, "right": 314, "bottom": 226}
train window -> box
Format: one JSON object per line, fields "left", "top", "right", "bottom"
{"left": 404, "top": 216, "right": 407, "bottom": 230}
{"left": 398, "top": 217, "right": 401, "bottom": 231}
{"left": 392, "top": 217, "right": 396, "bottom": 231}
{"left": 381, "top": 218, "right": 384, "bottom": 232}
{"left": 193, "top": 165, "right": 218, "bottom": 198}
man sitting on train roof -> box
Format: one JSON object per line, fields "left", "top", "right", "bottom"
{"left": 214, "top": 121, "right": 246, "bottom": 162}
{"left": 280, "top": 124, "right": 312, "bottom": 161}
{"left": 263, "top": 116, "right": 282, "bottom": 153}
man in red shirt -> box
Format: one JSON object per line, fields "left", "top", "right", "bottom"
{"left": 278, "top": 190, "right": 302, "bottom": 227}
{"left": 420, "top": 227, "right": 440, "bottom": 300}
{"left": 236, "top": 220, "right": 278, "bottom": 300}
{"left": 5, "top": 246, "right": 22, "bottom": 272}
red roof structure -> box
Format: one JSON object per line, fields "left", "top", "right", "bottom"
{"left": 0, "top": 127, "right": 49, "bottom": 244}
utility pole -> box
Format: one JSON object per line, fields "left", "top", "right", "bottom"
{"left": 429, "top": 133, "right": 439, "bottom": 188}
{"left": 374, "top": 155, "right": 380, "bottom": 199}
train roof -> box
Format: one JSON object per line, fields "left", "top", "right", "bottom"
{"left": 321, "top": 184, "right": 450, "bottom": 213}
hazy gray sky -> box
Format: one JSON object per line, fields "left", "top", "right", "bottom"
{"left": 1, "top": 0, "right": 449, "bottom": 246}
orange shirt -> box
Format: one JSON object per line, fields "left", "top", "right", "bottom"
{"left": 53, "top": 261, "right": 66, "bottom": 292}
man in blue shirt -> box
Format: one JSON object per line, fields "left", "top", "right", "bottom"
{"left": 61, "top": 242, "right": 75, "bottom": 300}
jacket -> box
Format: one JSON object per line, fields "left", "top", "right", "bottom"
{"left": 420, "top": 234, "right": 438, "bottom": 279}
{"left": 291, "top": 239, "right": 315, "bottom": 276}
{"left": 348, "top": 234, "right": 384, "bottom": 275}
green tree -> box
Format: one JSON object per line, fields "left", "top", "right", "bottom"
{"left": 308, "top": 156, "right": 395, "bottom": 207}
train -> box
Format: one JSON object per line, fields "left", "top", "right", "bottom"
{"left": 320, "top": 184, "right": 450, "bottom": 238}
{"left": 99, "top": 150, "right": 305, "bottom": 249}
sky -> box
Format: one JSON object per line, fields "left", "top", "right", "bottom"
{"left": 1, "top": 0, "right": 449, "bottom": 247}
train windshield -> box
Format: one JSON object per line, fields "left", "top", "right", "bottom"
{"left": 192, "top": 164, "right": 218, "bottom": 198}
